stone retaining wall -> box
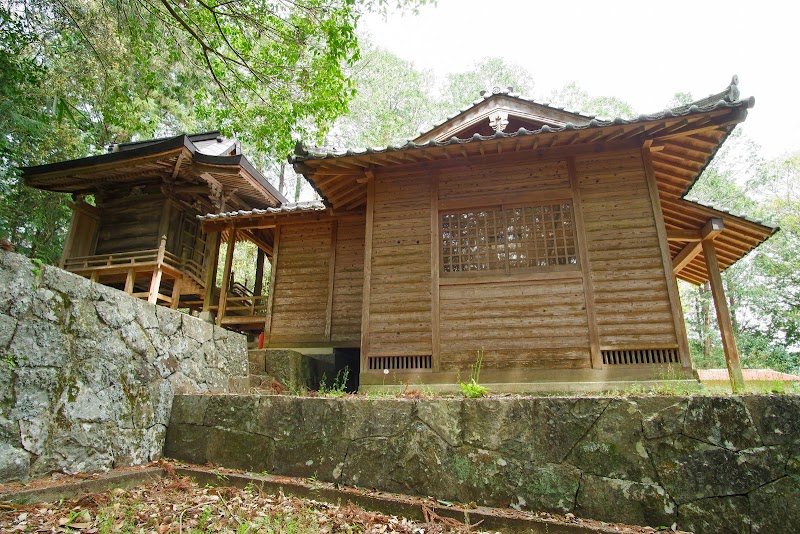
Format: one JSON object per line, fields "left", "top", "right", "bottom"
{"left": 166, "top": 394, "right": 800, "bottom": 533}
{"left": 0, "top": 251, "right": 248, "bottom": 482}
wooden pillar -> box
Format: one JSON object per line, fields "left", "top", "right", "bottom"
{"left": 170, "top": 277, "right": 183, "bottom": 310}
{"left": 253, "top": 248, "right": 265, "bottom": 297}
{"left": 325, "top": 220, "right": 338, "bottom": 341}
{"left": 202, "top": 231, "right": 221, "bottom": 313}
{"left": 430, "top": 172, "right": 441, "bottom": 372}
{"left": 124, "top": 268, "right": 136, "bottom": 295}
{"left": 148, "top": 235, "right": 167, "bottom": 304}
{"left": 263, "top": 227, "right": 280, "bottom": 342}
{"left": 216, "top": 227, "right": 237, "bottom": 326}
{"left": 360, "top": 172, "right": 376, "bottom": 373}
{"left": 702, "top": 239, "right": 745, "bottom": 392}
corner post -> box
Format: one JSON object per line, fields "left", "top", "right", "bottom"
{"left": 702, "top": 238, "right": 745, "bottom": 392}
{"left": 201, "top": 231, "right": 221, "bottom": 319}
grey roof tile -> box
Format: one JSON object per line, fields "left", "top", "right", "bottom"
{"left": 197, "top": 201, "right": 326, "bottom": 221}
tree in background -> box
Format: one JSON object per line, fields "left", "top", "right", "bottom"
{"left": 440, "top": 57, "right": 535, "bottom": 111}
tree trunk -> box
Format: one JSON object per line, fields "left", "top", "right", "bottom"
{"left": 294, "top": 173, "right": 302, "bottom": 203}
{"left": 278, "top": 162, "right": 286, "bottom": 196}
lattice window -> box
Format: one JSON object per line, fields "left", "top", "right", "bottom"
{"left": 441, "top": 201, "right": 577, "bottom": 275}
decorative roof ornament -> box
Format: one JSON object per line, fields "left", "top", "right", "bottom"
{"left": 489, "top": 110, "right": 510, "bottom": 133}
{"left": 479, "top": 86, "right": 514, "bottom": 98}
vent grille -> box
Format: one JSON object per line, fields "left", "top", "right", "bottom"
{"left": 368, "top": 355, "right": 432, "bottom": 371}
{"left": 602, "top": 348, "right": 680, "bottom": 366}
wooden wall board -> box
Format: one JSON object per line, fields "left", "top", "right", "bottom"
{"left": 331, "top": 216, "right": 365, "bottom": 343}
{"left": 576, "top": 149, "right": 680, "bottom": 351}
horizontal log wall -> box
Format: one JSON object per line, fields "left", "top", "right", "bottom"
{"left": 331, "top": 217, "right": 365, "bottom": 343}
{"left": 436, "top": 157, "right": 591, "bottom": 372}
{"left": 269, "top": 222, "right": 332, "bottom": 344}
{"left": 575, "top": 150, "right": 678, "bottom": 349}
{"left": 367, "top": 174, "right": 432, "bottom": 357}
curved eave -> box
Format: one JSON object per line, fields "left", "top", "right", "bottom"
{"left": 293, "top": 100, "right": 753, "bottom": 212}
{"left": 22, "top": 135, "right": 285, "bottom": 208}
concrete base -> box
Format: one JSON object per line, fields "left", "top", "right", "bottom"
{"left": 359, "top": 379, "right": 702, "bottom": 395}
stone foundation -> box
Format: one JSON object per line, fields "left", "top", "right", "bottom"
{"left": 166, "top": 394, "right": 800, "bottom": 533}
{"left": 0, "top": 251, "right": 249, "bottom": 482}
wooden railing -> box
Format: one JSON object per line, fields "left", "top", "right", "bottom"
{"left": 64, "top": 249, "right": 161, "bottom": 270}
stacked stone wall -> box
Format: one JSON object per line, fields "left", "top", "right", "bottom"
{"left": 167, "top": 394, "right": 800, "bottom": 533}
{"left": 0, "top": 251, "right": 248, "bottom": 482}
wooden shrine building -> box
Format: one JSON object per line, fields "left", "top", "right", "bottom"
{"left": 199, "top": 77, "right": 776, "bottom": 391}
{"left": 22, "top": 78, "right": 777, "bottom": 391}
{"left": 23, "top": 132, "right": 286, "bottom": 315}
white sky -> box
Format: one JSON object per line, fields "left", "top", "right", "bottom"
{"left": 363, "top": 0, "right": 799, "bottom": 158}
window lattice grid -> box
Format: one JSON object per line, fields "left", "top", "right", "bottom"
{"left": 442, "top": 201, "right": 577, "bottom": 274}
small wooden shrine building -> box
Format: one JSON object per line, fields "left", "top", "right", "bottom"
{"left": 199, "top": 77, "right": 775, "bottom": 390}
{"left": 23, "top": 132, "right": 285, "bottom": 313}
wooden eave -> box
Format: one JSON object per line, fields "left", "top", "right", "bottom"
{"left": 296, "top": 104, "right": 750, "bottom": 212}
{"left": 291, "top": 100, "right": 775, "bottom": 283}
{"left": 22, "top": 135, "right": 286, "bottom": 208}
{"left": 664, "top": 198, "right": 777, "bottom": 285}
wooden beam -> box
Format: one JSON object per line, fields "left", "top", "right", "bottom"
{"left": 672, "top": 218, "right": 724, "bottom": 273}
{"left": 702, "top": 238, "right": 745, "bottom": 392}
{"left": 170, "top": 277, "right": 182, "bottom": 310}
{"left": 124, "top": 268, "right": 135, "bottom": 295}
{"left": 216, "top": 227, "right": 236, "bottom": 325}
{"left": 568, "top": 157, "right": 602, "bottom": 369}
{"left": 667, "top": 229, "right": 702, "bottom": 242}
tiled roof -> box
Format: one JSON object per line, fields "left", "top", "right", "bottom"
{"left": 197, "top": 201, "right": 326, "bottom": 220}
{"left": 291, "top": 96, "right": 754, "bottom": 164}
{"left": 414, "top": 86, "right": 595, "bottom": 138}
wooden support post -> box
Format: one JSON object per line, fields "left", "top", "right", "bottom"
{"left": 702, "top": 238, "right": 745, "bottom": 392}
{"left": 360, "top": 171, "right": 376, "bottom": 372}
{"left": 430, "top": 172, "right": 441, "bottom": 372}
{"left": 148, "top": 235, "right": 167, "bottom": 304}
{"left": 254, "top": 248, "right": 265, "bottom": 297}
{"left": 170, "top": 277, "right": 183, "bottom": 310}
{"left": 202, "top": 232, "right": 220, "bottom": 313}
{"left": 124, "top": 268, "right": 135, "bottom": 295}
{"left": 325, "top": 220, "right": 338, "bottom": 341}
{"left": 642, "top": 148, "right": 692, "bottom": 367}
{"left": 216, "top": 227, "right": 237, "bottom": 326}
{"left": 568, "top": 157, "right": 602, "bottom": 368}
{"left": 263, "top": 227, "right": 281, "bottom": 342}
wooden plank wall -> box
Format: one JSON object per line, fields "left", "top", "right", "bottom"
{"left": 436, "top": 158, "right": 591, "bottom": 370}
{"left": 269, "top": 221, "right": 332, "bottom": 343}
{"left": 575, "top": 150, "right": 678, "bottom": 349}
{"left": 367, "top": 174, "right": 432, "bottom": 356}
{"left": 331, "top": 217, "right": 365, "bottom": 343}
{"left": 439, "top": 279, "right": 591, "bottom": 370}
{"left": 95, "top": 195, "right": 164, "bottom": 254}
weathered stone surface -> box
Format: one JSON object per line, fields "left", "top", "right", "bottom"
{"left": 261, "top": 350, "right": 310, "bottom": 391}
{"left": 649, "top": 435, "right": 786, "bottom": 503}
{"left": 636, "top": 397, "right": 688, "bottom": 439}
{"left": 568, "top": 399, "right": 656, "bottom": 482}
{"left": 745, "top": 395, "right": 800, "bottom": 446}
{"left": 683, "top": 396, "right": 761, "bottom": 450}
{"left": 749, "top": 475, "right": 800, "bottom": 533}
{"left": 678, "top": 496, "right": 750, "bottom": 534}
{"left": 0, "top": 442, "right": 30, "bottom": 482}
{"left": 167, "top": 394, "right": 800, "bottom": 530}
{"left": 575, "top": 474, "right": 674, "bottom": 527}
{"left": 0, "top": 251, "right": 248, "bottom": 483}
